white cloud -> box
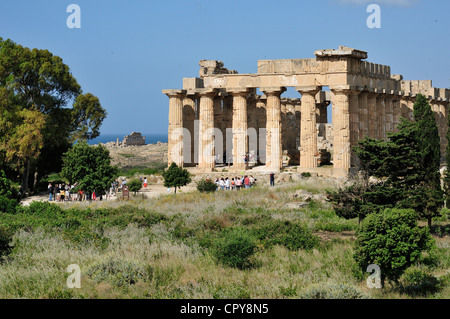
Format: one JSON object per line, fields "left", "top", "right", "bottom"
{"left": 337, "top": 0, "right": 419, "bottom": 7}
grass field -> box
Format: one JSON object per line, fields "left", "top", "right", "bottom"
{"left": 0, "top": 181, "right": 448, "bottom": 299}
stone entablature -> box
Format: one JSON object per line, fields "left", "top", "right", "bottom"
{"left": 163, "top": 46, "right": 449, "bottom": 177}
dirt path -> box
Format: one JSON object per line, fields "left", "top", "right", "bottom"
{"left": 20, "top": 183, "right": 197, "bottom": 206}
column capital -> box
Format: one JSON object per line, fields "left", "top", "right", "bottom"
{"left": 163, "top": 89, "right": 186, "bottom": 98}
{"left": 196, "top": 88, "right": 218, "bottom": 98}
{"left": 296, "top": 86, "right": 321, "bottom": 95}
{"left": 227, "top": 88, "right": 252, "bottom": 97}
{"left": 329, "top": 86, "right": 362, "bottom": 95}
{"left": 260, "top": 87, "right": 286, "bottom": 96}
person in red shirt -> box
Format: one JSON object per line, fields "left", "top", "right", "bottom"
{"left": 244, "top": 175, "right": 250, "bottom": 188}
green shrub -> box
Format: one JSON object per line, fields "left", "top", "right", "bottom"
{"left": 197, "top": 179, "right": 218, "bottom": 193}
{"left": 253, "top": 220, "right": 319, "bottom": 251}
{"left": 299, "top": 283, "right": 371, "bottom": 299}
{"left": 0, "top": 226, "right": 13, "bottom": 258}
{"left": 354, "top": 208, "right": 435, "bottom": 284}
{"left": 399, "top": 266, "right": 442, "bottom": 296}
{"left": 128, "top": 179, "right": 142, "bottom": 194}
{"left": 212, "top": 228, "right": 256, "bottom": 269}
{"left": 301, "top": 172, "right": 311, "bottom": 178}
{"left": 0, "top": 195, "right": 18, "bottom": 214}
{"left": 86, "top": 257, "right": 149, "bottom": 287}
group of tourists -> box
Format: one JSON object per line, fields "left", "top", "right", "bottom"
{"left": 47, "top": 183, "right": 85, "bottom": 202}
{"left": 214, "top": 175, "right": 257, "bottom": 191}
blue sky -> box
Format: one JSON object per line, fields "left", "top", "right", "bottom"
{"left": 0, "top": 0, "right": 448, "bottom": 135}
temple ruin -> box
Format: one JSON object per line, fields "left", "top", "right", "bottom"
{"left": 163, "top": 46, "right": 450, "bottom": 177}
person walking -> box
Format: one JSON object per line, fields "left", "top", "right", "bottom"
{"left": 244, "top": 175, "right": 250, "bottom": 189}
{"left": 143, "top": 177, "right": 148, "bottom": 189}
{"left": 225, "top": 177, "right": 230, "bottom": 190}
{"left": 48, "top": 183, "right": 53, "bottom": 201}
{"left": 269, "top": 172, "right": 275, "bottom": 187}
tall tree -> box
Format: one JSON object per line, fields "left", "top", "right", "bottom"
{"left": 60, "top": 142, "right": 118, "bottom": 197}
{"left": 329, "top": 94, "right": 443, "bottom": 227}
{"left": 443, "top": 109, "right": 450, "bottom": 207}
{"left": 0, "top": 37, "right": 107, "bottom": 193}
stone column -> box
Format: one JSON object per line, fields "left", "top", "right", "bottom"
{"left": 377, "top": 93, "right": 386, "bottom": 139}
{"left": 163, "top": 89, "right": 186, "bottom": 167}
{"left": 385, "top": 94, "right": 394, "bottom": 134}
{"left": 198, "top": 89, "right": 217, "bottom": 171}
{"left": 367, "top": 92, "right": 378, "bottom": 139}
{"left": 297, "top": 86, "right": 320, "bottom": 168}
{"left": 330, "top": 87, "right": 351, "bottom": 170}
{"left": 406, "top": 95, "right": 415, "bottom": 121}
{"left": 230, "top": 89, "right": 250, "bottom": 170}
{"left": 221, "top": 94, "right": 233, "bottom": 165}
{"left": 392, "top": 95, "right": 401, "bottom": 132}
{"left": 358, "top": 92, "right": 369, "bottom": 140}
{"left": 349, "top": 90, "right": 361, "bottom": 166}
{"left": 183, "top": 94, "right": 196, "bottom": 166}
{"left": 400, "top": 93, "right": 409, "bottom": 121}
{"left": 262, "top": 87, "right": 285, "bottom": 171}
{"left": 213, "top": 94, "right": 224, "bottom": 164}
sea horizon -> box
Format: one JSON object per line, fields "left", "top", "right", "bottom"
{"left": 88, "top": 133, "right": 168, "bottom": 145}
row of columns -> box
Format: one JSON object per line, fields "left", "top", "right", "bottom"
{"left": 165, "top": 87, "right": 448, "bottom": 173}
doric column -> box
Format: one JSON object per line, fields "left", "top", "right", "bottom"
{"left": 367, "top": 92, "right": 378, "bottom": 139}
{"left": 406, "top": 94, "right": 415, "bottom": 121}
{"left": 330, "top": 87, "right": 351, "bottom": 169}
{"left": 376, "top": 92, "right": 386, "bottom": 139}
{"left": 349, "top": 89, "right": 361, "bottom": 166}
{"left": 358, "top": 92, "right": 369, "bottom": 140}
{"left": 385, "top": 94, "right": 394, "bottom": 135}
{"left": 297, "top": 86, "right": 320, "bottom": 168}
{"left": 392, "top": 95, "right": 401, "bottom": 132}
{"left": 163, "top": 89, "right": 186, "bottom": 167}
{"left": 198, "top": 89, "right": 217, "bottom": 170}
{"left": 221, "top": 94, "right": 233, "bottom": 164}
{"left": 230, "top": 89, "right": 250, "bottom": 170}
{"left": 183, "top": 94, "right": 196, "bottom": 165}
{"left": 262, "top": 87, "right": 285, "bottom": 171}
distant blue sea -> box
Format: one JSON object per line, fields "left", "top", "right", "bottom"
{"left": 88, "top": 133, "right": 168, "bottom": 145}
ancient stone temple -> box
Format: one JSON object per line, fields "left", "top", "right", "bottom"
{"left": 163, "top": 46, "right": 449, "bottom": 177}
{"left": 123, "top": 132, "right": 146, "bottom": 146}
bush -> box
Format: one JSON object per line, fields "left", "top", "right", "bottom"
{"left": 0, "top": 195, "right": 18, "bottom": 214}
{"left": 86, "top": 257, "right": 149, "bottom": 287}
{"left": 197, "top": 179, "right": 218, "bottom": 193}
{"left": 212, "top": 228, "right": 256, "bottom": 269}
{"left": 128, "top": 179, "right": 142, "bottom": 195}
{"left": 0, "top": 170, "right": 15, "bottom": 199}
{"left": 0, "top": 226, "right": 13, "bottom": 258}
{"left": 399, "top": 266, "right": 442, "bottom": 296}
{"left": 299, "top": 283, "right": 371, "bottom": 299}
{"left": 253, "top": 220, "right": 319, "bottom": 251}
{"left": 354, "top": 208, "right": 434, "bottom": 284}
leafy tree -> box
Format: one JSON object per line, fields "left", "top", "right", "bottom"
{"left": 128, "top": 179, "right": 142, "bottom": 195}
{"left": 330, "top": 94, "right": 443, "bottom": 227}
{"left": 71, "top": 93, "right": 107, "bottom": 142}
{"left": 60, "top": 142, "right": 118, "bottom": 197}
{"left": 354, "top": 208, "right": 434, "bottom": 285}
{"left": 406, "top": 94, "right": 443, "bottom": 227}
{"left": 442, "top": 106, "right": 450, "bottom": 207}
{"left": 162, "top": 163, "right": 191, "bottom": 194}
{"left": 0, "top": 170, "right": 14, "bottom": 199}
{"left": 0, "top": 37, "right": 107, "bottom": 193}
